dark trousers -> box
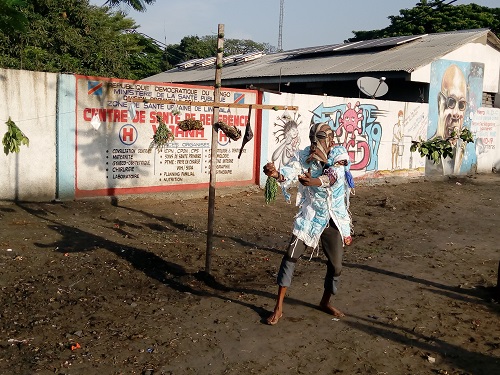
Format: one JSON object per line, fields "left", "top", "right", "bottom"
{"left": 277, "top": 218, "right": 343, "bottom": 294}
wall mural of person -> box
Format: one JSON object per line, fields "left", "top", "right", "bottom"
{"left": 271, "top": 112, "right": 302, "bottom": 169}
{"left": 427, "top": 60, "right": 484, "bottom": 175}
{"left": 392, "top": 110, "right": 405, "bottom": 170}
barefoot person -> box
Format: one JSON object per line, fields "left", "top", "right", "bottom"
{"left": 263, "top": 122, "right": 354, "bottom": 325}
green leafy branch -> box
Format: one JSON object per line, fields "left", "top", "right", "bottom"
{"left": 149, "top": 114, "right": 174, "bottom": 152}
{"left": 2, "top": 117, "right": 29, "bottom": 155}
{"left": 264, "top": 175, "right": 278, "bottom": 204}
{"left": 410, "top": 128, "right": 474, "bottom": 164}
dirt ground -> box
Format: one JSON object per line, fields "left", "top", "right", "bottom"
{"left": 1, "top": 174, "right": 499, "bottom": 375}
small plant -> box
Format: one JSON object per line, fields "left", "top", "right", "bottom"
{"left": 410, "top": 128, "right": 474, "bottom": 164}
{"left": 149, "top": 115, "right": 174, "bottom": 152}
{"left": 2, "top": 117, "right": 29, "bottom": 155}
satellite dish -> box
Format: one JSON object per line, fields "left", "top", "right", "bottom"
{"left": 357, "top": 76, "right": 389, "bottom": 99}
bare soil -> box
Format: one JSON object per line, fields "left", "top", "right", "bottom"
{"left": 1, "top": 174, "right": 499, "bottom": 375}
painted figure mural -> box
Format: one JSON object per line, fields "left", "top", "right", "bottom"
{"left": 309, "top": 101, "right": 385, "bottom": 172}
{"left": 427, "top": 60, "right": 484, "bottom": 175}
{"left": 392, "top": 110, "right": 405, "bottom": 170}
{"left": 271, "top": 111, "right": 302, "bottom": 169}
{"left": 267, "top": 94, "right": 428, "bottom": 179}
{"left": 336, "top": 101, "right": 364, "bottom": 150}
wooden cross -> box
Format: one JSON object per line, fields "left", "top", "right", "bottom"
{"left": 128, "top": 24, "right": 298, "bottom": 275}
{"left": 127, "top": 98, "right": 297, "bottom": 112}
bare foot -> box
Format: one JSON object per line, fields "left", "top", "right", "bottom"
{"left": 266, "top": 311, "right": 283, "bottom": 325}
{"left": 319, "top": 303, "right": 345, "bottom": 317}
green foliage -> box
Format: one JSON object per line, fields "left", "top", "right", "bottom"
{"left": 166, "top": 35, "right": 275, "bottom": 66}
{"left": 0, "top": 0, "right": 165, "bottom": 79}
{"left": 410, "top": 128, "right": 474, "bottom": 164}
{"left": 0, "top": 0, "right": 28, "bottom": 32}
{"left": 264, "top": 176, "right": 279, "bottom": 204}
{"left": 149, "top": 114, "right": 174, "bottom": 152}
{"left": 347, "top": 1, "right": 500, "bottom": 42}
{"left": 103, "top": 0, "right": 155, "bottom": 12}
{"left": 127, "top": 33, "right": 170, "bottom": 79}
{"left": 223, "top": 38, "right": 276, "bottom": 55}
{"left": 2, "top": 117, "right": 29, "bottom": 155}
{"left": 0, "top": 0, "right": 275, "bottom": 78}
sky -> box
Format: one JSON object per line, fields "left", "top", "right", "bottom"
{"left": 89, "top": 0, "right": 499, "bottom": 50}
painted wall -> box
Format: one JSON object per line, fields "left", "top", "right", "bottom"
{"left": 73, "top": 76, "right": 258, "bottom": 198}
{"left": 443, "top": 43, "right": 500, "bottom": 94}
{"left": 471, "top": 107, "right": 500, "bottom": 172}
{"left": 411, "top": 42, "right": 500, "bottom": 94}
{"left": 0, "top": 68, "right": 58, "bottom": 201}
{"left": 57, "top": 74, "right": 77, "bottom": 200}
{"left": 1, "top": 68, "right": 499, "bottom": 201}
{"left": 261, "top": 92, "right": 429, "bottom": 185}
{"left": 427, "top": 60, "right": 484, "bottom": 176}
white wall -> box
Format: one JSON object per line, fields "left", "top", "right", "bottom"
{"left": 471, "top": 107, "right": 500, "bottom": 172}
{"left": 261, "top": 92, "right": 429, "bottom": 186}
{"left": 72, "top": 76, "right": 257, "bottom": 198}
{"left": 411, "top": 42, "right": 500, "bottom": 94}
{"left": 1, "top": 69, "right": 499, "bottom": 201}
{"left": 0, "top": 68, "right": 58, "bottom": 201}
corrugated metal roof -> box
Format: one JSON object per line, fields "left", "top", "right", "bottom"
{"left": 144, "top": 29, "right": 496, "bottom": 84}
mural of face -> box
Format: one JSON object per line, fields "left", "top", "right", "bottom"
{"left": 437, "top": 64, "right": 467, "bottom": 141}
{"left": 307, "top": 122, "right": 334, "bottom": 163}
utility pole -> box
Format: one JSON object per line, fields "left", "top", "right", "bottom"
{"left": 278, "top": 0, "right": 284, "bottom": 52}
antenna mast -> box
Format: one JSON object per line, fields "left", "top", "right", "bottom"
{"left": 278, "top": 0, "right": 284, "bottom": 51}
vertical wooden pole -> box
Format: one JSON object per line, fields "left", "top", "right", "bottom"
{"left": 206, "top": 24, "right": 224, "bottom": 275}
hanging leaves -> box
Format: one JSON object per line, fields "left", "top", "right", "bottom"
{"left": 410, "top": 128, "right": 474, "bottom": 164}
{"left": 2, "top": 117, "right": 29, "bottom": 155}
{"left": 264, "top": 176, "right": 279, "bottom": 204}
{"left": 214, "top": 121, "right": 241, "bottom": 141}
{"left": 149, "top": 114, "right": 174, "bottom": 152}
{"left": 177, "top": 118, "right": 204, "bottom": 131}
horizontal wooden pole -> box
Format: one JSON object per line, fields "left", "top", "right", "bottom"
{"left": 126, "top": 97, "right": 298, "bottom": 111}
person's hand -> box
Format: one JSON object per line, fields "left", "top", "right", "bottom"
{"left": 263, "top": 162, "right": 279, "bottom": 179}
{"left": 298, "top": 169, "right": 321, "bottom": 187}
{"left": 344, "top": 236, "right": 352, "bottom": 246}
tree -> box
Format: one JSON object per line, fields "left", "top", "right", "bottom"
{"left": 0, "top": 0, "right": 275, "bottom": 78}
{"left": 346, "top": 0, "right": 500, "bottom": 42}
{"left": 0, "top": 0, "right": 28, "bottom": 32}
{"left": 128, "top": 33, "right": 170, "bottom": 78}
{"left": 0, "top": 0, "right": 161, "bottom": 79}
{"left": 103, "top": 0, "right": 155, "bottom": 12}
{"left": 165, "top": 35, "right": 275, "bottom": 66}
